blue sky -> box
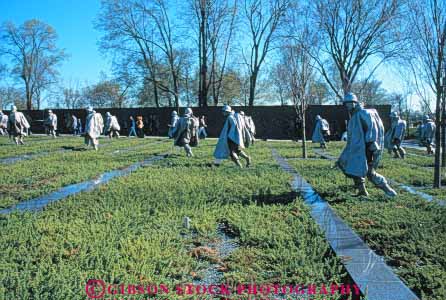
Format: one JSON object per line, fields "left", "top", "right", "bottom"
{"left": 0, "top": 0, "right": 111, "bottom": 86}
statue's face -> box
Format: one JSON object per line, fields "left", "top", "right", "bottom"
{"left": 344, "top": 102, "right": 356, "bottom": 113}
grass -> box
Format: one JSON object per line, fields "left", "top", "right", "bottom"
{"left": 0, "top": 137, "right": 170, "bottom": 208}
{"left": 0, "top": 140, "right": 354, "bottom": 300}
{"left": 2, "top": 137, "right": 445, "bottom": 299}
{"left": 0, "top": 136, "right": 93, "bottom": 158}
{"left": 274, "top": 142, "right": 446, "bottom": 300}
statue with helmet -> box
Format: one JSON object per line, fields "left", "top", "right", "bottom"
{"left": 213, "top": 105, "right": 252, "bottom": 168}
{"left": 44, "top": 109, "right": 58, "bottom": 138}
{"left": 336, "top": 93, "right": 397, "bottom": 197}
{"left": 0, "top": 110, "right": 9, "bottom": 136}
{"left": 384, "top": 111, "right": 407, "bottom": 158}
{"left": 312, "top": 115, "right": 330, "bottom": 148}
{"left": 173, "top": 107, "right": 199, "bottom": 157}
{"left": 104, "top": 112, "right": 121, "bottom": 139}
{"left": 168, "top": 110, "right": 179, "bottom": 139}
{"left": 239, "top": 111, "right": 256, "bottom": 147}
{"left": 84, "top": 106, "right": 104, "bottom": 150}
{"left": 7, "top": 105, "right": 30, "bottom": 145}
{"left": 419, "top": 115, "right": 436, "bottom": 155}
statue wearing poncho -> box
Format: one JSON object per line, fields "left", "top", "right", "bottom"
{"left": 71, "top": 115, "right": 78, "bottom": 135}
{"left": 214, "top": 105, "right": 251, "bottom": 168}
{"left": 384, "top": 112, "right": 406, "bottom": 158}
{"left": 0, "top": 111, "right": 8, "bottom": 136}
{"left": 337, "top": 93, "right": 396, "bottom": 197}
{"left": 173, "top": 108, "right": 199, "bottom": 157}
{"left": 85, "top": 107, "right": 104, "bottom": 150}
{"left": 420, "top": 116, "right": 436, "bottom": 155}
{"left": 8, "top": 105, "right": 30, "bottom": 145}
{"left": 312, "top": 115, "right": 330, "bottom": 148}
{"left": 168, "top": 111, "right": 179, "bottom": 139}
{"left": 104, "top": 112, "right": 121, "bottom": 139}
{"left": 245, "top": 116, "right": 256, "bottom": 144}
{"left": 239, "top": 111, "right": 255, "bottom": 147}
{"left": 45, "top": 110, "right": 58, "bottom": 138}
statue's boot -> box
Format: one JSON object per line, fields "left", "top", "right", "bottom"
{"left": 185, "top": 145, "right": 193, "bottom": 157}
{"left": 398, "top": 148, "right": 406, "bottom": 159}
{"left": 240, "top": 151, "right": 251, "bottom": 167}
{"left": 354, "top": 182, "right": 369, "bottom": 197}
{"left": 377, "top": 182, "right": 397, "bottom": 197}
{"left": 231, "top": 154, "right": 243, "bottom": 168}
{"left": 233, "top": 159, "right": 243, "bottom": 168}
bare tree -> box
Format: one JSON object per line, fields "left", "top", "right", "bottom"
{"left": 277, "top": 2, "right": 319, "bottom": 157}
{"left": 0, "top": 19, "right": 66, "bottom": 110}
{"left": 286, "top": 46, "right": 313, "bottom": 158}
{"left": 33, "top": 53, "right": 62, "bottom": 109}
{"left": 0, "top": 63, "right": 6, "bottom": 82}
{"left": 310, "top": 0, "right": 406, "bottom": 100}
{"left": 97, "top": 0, "right": 175, "bottom": 108}
{"left": 0, "top": 86, "right": 26, "bottom": 110}
{"left": 208, "top": 0, "right": 238, "bottom": 105}
{"left": 270, "top": 63, "right": 291, "bottom": 105}
{"left": 137, "top": 0, "right": 186, "bottom": 108}
{"left": 388, "top": 93, "right": 407, "bottom": 116}
{"left": 82, "top": 79, "right": 125, "bottom": 108}
{"left": 308, "top": 80, "right": 329, "bottom": 105}
{"left": 242, "top": 0, "right": 289, "bottom": 106}
{"left": 190, "top": 0, "right": 210, "bottom": 107}
{"left": 351, "top": 79, "right": 388, "bottom": 105}
{"left": 54, "top": 79, "right": 84, "bottom": 109}
{"left": 279, "top": 5, "right": 317, "bottom": 157}
{"left": 408, "top": 0, "right": 446, "bottom": 187}
{"left": 189, "top": 0, "right": 238, "bottom": 107}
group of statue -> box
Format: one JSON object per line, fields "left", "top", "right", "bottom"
{"left": 167, "top": 105, "right": 256, "bottom": 168}
{"left": 1, "top": 97, "right": 438, "bottom": 198}
{"left": 0, "top": 106, "right": 30, "bottom": 145}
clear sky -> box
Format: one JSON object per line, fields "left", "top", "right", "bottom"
{"left": 0, "top": 0, "right": 112, "bottom": 86}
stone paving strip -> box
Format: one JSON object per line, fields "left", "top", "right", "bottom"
{"left": 0, "top": 153, "right": 168, "bottom": 214}
{"left": 272, "top": 148, "right": 419, "bottom": 300}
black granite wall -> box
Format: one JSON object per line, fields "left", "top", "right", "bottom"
{"left": 10, "top": 105, "right": 391, "bottom": 140}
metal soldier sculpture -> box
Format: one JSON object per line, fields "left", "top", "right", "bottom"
{"left": 45, "top": 110, "right": 58, "bottom": 138}
{"left": 239, "top": 111, "right": 256, "bottom": 147}
{"left": 0, "top": 110, "right": 8, "bottom": 136}
{"left": 336, "top": 93, "right": 397, "bottom": 197}
{"left": 7, "top": 105, "right": 30, "bottom": 145}
{"left": 168, "top": 111, "right": 179, "bottom": 139}
{"left": 312, "top": 115, "right": 330, "bottom": 149}
{"left": 384, "top": 112, "right": 407, "bottom": 158}
{"left": 214, "top": 105, "right": 251, "bottom": 168}
{"left": 420, "top": 115, "right": 436, "bottom": 155}
{"left": 71, "top": 115, "right": 79, "bottom": 136}
{"left": 104, "top": 112, "right": 121, "bottom": 139}
{"left": 84, "top": 106, "right": 104, "bottom": 151}
{"left": 198, "top": 115, "right": 208, "bottom": 139}
{"left": 173, "top": 108, "right": 199, "bottom": 157}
